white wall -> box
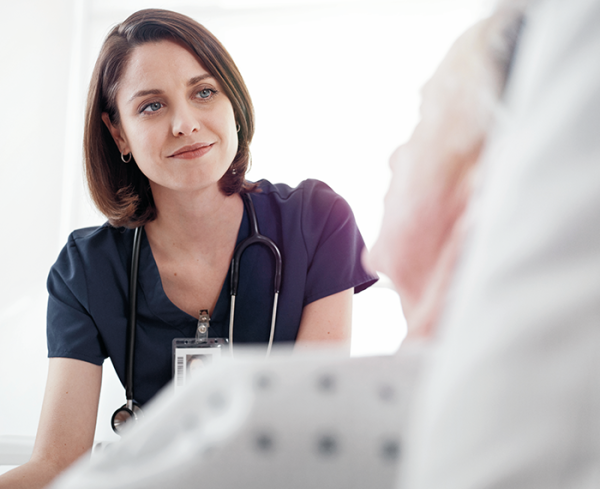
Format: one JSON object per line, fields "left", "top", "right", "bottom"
{"left": 0, "top": 0, "right": 488, "bottom": 455}
{"left": 0, "top": 0, "right": 75, "bottom": 440}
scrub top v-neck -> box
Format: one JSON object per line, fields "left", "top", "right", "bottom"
{"left": 137, "top": 195, "right": 250, "bottom": 335}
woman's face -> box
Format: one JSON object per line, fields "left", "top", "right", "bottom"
{"left": 103, "top": 40, "right": 238, "bottom": 196}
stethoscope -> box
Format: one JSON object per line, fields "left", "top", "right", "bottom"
{"left": 111, "top": 192, "right": 282, "bottom": 434}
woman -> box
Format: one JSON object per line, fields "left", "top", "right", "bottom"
{"left": 0, "top": 9, "right": 375, "bottom": 488}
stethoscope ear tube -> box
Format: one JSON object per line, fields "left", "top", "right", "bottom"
{"left": 230, "top": 194, "right": 282, "bottom": 295}
{"left": 229, "top": 193, "right": 282, "bottom": 354}
{"left": 125, "top": 227, "right": 143, "bottom": 404}
{"left": 112, "top": 226, "right": 144, "bottom": 435}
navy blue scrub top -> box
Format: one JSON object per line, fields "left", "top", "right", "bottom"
{"left": 47, "top": 179, "right": 378, "bottom": 405}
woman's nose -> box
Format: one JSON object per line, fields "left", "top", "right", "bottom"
{"left": 171, "top": 103, "right": 200, "bottom": 137}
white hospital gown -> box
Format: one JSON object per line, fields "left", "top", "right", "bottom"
{"left": 50, "top": 345, "right": 427, "bottom": 489}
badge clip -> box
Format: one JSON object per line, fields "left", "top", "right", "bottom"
{"left": 172, "top": 309, "right": 228, "bottom": 392}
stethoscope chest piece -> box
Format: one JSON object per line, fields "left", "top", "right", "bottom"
{"left": 111, "top": 401, "right": 143, "bottom": 434}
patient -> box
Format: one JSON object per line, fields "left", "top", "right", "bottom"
{"left": 367, "top": 5, "right": 522, "bottom": 336}
{"left": 402, "top": 0, "right": 600, "bottom": 486}
{"left": 46, "top": 4, "right": 529, "bottom": 489}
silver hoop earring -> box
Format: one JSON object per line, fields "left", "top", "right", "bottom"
{"left": 236, "top": 123, "right": 241, "bottom": 133}
{"left": 231, "top": 168, "right": 237, "bottom": 175}
{"left": 121, "top": 152, "right": 132, "bottom": 163}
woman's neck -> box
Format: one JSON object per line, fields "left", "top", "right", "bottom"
{"left": 142, "top": 183, "right": 245, "bottom": 318}
{"left": 144, "top": 183, "right": 243, "bottom": 256}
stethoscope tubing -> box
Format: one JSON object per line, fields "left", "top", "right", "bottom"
{"left": 230, "top": 194, "right": 282, "bottom": 296}
{"left": 126, "top": 226, "right": 143, "bottom": 403}
{"left": 115, "top": 192, "right": 282, "bottom": 433}
{"left": 229, "top": 193, "right": 282, "bottom": 355}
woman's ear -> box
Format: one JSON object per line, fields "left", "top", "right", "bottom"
{"left": 102, "top": 112, "right": 129, "bottom": 154}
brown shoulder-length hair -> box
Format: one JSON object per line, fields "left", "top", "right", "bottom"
{"left": 85, "top": 9, "right": 256, "bottom": 228}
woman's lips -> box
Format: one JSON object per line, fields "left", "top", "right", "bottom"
{"left": 169, "top": 143, "right": 213, "bottom": 159}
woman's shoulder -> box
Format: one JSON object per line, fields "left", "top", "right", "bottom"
{"left": 55, "top": 223, "right": 132, "bottom": 272}
{"left": 254, "top": 178, "right": 335, "bottom": 196}
{"left": 252, "top": 178, "right": 345, "bottom": 209}
{"left": 67, "top": 223, "right": 131, "bottom": 250}
{"left": 251, "top": 179, "right": 357, "bottom": 242}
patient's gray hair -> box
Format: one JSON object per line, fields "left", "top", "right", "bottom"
{"left": 424, "top": 4, "right": 525, "bottom": 159}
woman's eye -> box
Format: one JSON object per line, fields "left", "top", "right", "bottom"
{"left": 197, "top": 89, "right": 215, "bottom": 100}
{"left": 142, "top": 102, "right": 162, "bottom": 113}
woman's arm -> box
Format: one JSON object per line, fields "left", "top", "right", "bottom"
{"left": 295, "top": 288, "right": 353, "bottom": 351}
{"left": 0, "top": 358, "right": 101, "bottom": 489}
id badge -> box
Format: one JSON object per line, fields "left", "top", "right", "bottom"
{"left": 172, "top": 309, "right": 228, "bottom": 392}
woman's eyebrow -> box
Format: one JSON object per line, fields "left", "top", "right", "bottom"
{"left": 187, "top": 74, "right": 214, "bottom": 86}
{"left": 129, "top": 88, "right": 162, "bottom": 102}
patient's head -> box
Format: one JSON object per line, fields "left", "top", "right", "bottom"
{"left": 367, "top": 7, "right": 524, "bottom": 334}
